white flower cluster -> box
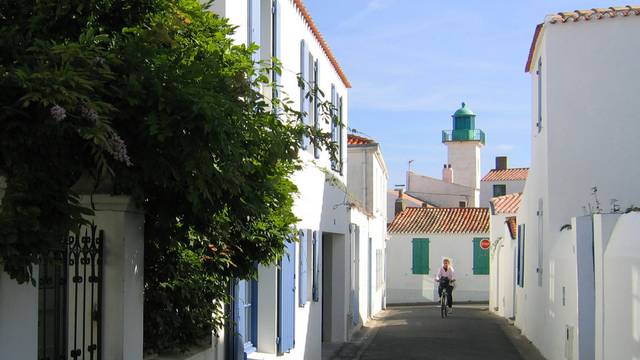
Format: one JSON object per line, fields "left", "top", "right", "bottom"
{"left": 104, "top": 131, "right": 133, "bottom": 167}
{"left": 80, "top": 106, "right": 99, "bottom": 123}
{"left": 51, "top": 105, "right": 67, "bottom": 122}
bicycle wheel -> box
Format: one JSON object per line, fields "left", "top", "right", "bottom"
{"left": 441, "top": 292, "right": 447, "bottom": 318}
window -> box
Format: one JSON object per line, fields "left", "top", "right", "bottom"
{"left": 338, "top": 96, "right": 344, "bottom": 174}
{"left": 247, "top": 0, "right": 261, "bottom": 63}
{"left": 376, "top": 249, "right": 384, "bottom": 290}
{"left": 536, "top": 57, "right": 542, "bottom": 133}
{"left": 411, "top": 238, "right": 429, "bottom": 274}
{"left": 271, "top": 0, "right": 281, "bottom": 100}
{"left": 298, "top": 230, "right": 308, "bottom": 306}
{"left": 517, "top": 224, "right": 526, "bottom": 287}
{"left": 277, "top": 238, "right": 295, "bottom": 353}
{"left": 493, "top": 184, "right": 507, "bottom": 197}
{"left": 330, "top": 84, "right": 340, "bottom": 171}
{"left": 299, "top": 40, "right": 310, "bottom": 149}
{"left": 234, "top": 279, "right": 258, "bottom": 358}
{"left": 459, "top": 201, "right": 467, "bottom": 208}
{"left": 472, "top": 238, "right": 489, "bottom": 275}
{"left": 312, "top": 60, "right": 320, "bottom": 159}
{"left": 312, "top": 230, "right": 320, "bottom": 301}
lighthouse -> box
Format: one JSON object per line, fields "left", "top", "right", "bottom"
{"left": 442, "top": 102, "right": 485, "bottom": 206}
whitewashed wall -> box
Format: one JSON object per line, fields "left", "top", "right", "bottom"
{"left": 406, "top": 171, "right": 476, "bottom": 208}
{"left": 387, "top": 233, "right": 490, "bottom": 304}
{"left": 514, "top": 15, "right": 640, "bottom": 360}
{"left": 209, "top": 1, "right": 350, "bottom": 359}
{"left": 480, "top": 180, "right": 525, "bottom": 208}
{"left": 488, "top": 214, "right": 517, "bottom": 318}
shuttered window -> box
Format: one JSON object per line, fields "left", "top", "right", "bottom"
{"left": 338, "top": 95, "right": 344, "bottom": 174}
{"left": 278, "top": 239, "right": 295, "bottom": 353}
{"left": 312, "top": 230, "right": 320, "bottom": 301}
{"left": 298, "top": 230, "right": 308, "bottom": 307}
{"left": 313, "top": 60, "right": 320, "bottom": 159}
{"left": 272, "top": 0, "right": 281, "bottom": 100}
{"left": 330, "top": 85, "right": 338, "bottom": 171}
{"left": 517, "top": 224, "right": 526, "bottom": 287}
{"left": 248, "top": 0, "right": 261, "bottom": 63}
{"left": 473, "top": 238, "right": 490, "bottom": 275}
{"left": 299, "top": 40, "right": 310, "bottom": 149}
{"left": 411, "top": 238, "right": 429, "bottom": 274}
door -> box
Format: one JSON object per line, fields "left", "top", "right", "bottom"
{"left": 277, "top": 240, "right": 295, "bottom": 354}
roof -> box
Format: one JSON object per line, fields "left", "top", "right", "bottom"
{"left": 453, "top": 102, "right": 475, "bottom": 117}
{"left": 481, "top": 168, "right": 529, "bottom": 182}
{"left": 491, "top": 192, "right": 523, "bottom": 215}
{"left": 526, "top": 6, "right": 640, "bottom": 72}
{"left": 293, "top": 0, "right": 351, "bottom": 88}
{"left": 388, "top": 207, "right": 490, "bottom": 234}
{"left": 347, "top": 134, "right": 375, "bottom": 146}
{"left": 506, "top": 216, "right": 517, "bottom": 240}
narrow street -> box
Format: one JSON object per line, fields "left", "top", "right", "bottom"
{"left": 328, "top": 305, "right": 545, "bottom": 360}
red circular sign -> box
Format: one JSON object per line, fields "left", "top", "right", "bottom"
{"left": 480, "top": 239, "right": 491, "bottom": 250}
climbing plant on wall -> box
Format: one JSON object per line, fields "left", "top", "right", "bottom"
{"left": 0, "top": 0, "right": 339, "bottom": 352}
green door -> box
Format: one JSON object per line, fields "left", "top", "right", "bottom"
{"left": 473, "top": 238, "right": 489, "bottom": 275}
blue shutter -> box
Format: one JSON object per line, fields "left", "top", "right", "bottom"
{"left": 313, "top": 61, "right": 320, "bottom": 159}
{"left": 338, "top": 95, "right": 344, "bottom": 174}
{"left": 300, "top": 41, "right": 310, "bottom": 149}
{"left": 272, "top": 0, "right": 281, "bottom": 100}
{"left": 232, "top": 280, "right": 244, "bottom": 360}
{"left": 248, "top": 0, "right": 261, "bottom": 63}
{"left": 278, "top": 239, "right": 295, "bottom": 353}
{"left": 298, "top": 230, "right": 308, "bottom": 306}
{"left": 312, "top": 230, "right": 320, "bottom": 301}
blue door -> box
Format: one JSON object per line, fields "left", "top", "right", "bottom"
{"left": 278, "top": 239, "right": 295, "bottom": 353}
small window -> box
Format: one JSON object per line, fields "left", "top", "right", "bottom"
{"left": 459, "top": 201, "right": 467, "bottom": 208}
{"left": 536, "top": 57, "right": 543, "bottom": 133}
{"left": 493, "top": 184, "right": 507, "bottom": 197}
{"left": 411, "top": 238, "right": 429, "bottom": 274}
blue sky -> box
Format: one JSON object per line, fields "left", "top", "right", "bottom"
{"left": 304, "top": 0, "right": 630, "bottom": 187}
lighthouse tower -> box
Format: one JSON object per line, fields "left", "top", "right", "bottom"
{"left": 442, "top": 102, "right": 485, "bottom": 206}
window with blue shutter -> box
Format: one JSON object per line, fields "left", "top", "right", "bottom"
{"left": 473, "top": 238, "right": 490, "bottom": 275}
{"left": 338, "top": 95, "right": 344, "bottom": 174}
{"left": 411, "top": 239, "right": 429, "bottom": 274}
{"left": 536, "top": 58, "right": 542, "bottom": 133}
{"left": 312, "top": 230, "right": 320, "bottom": 301}
{"left": 300, "top": 41, "right": 310, "bottom": 149}
{"left": 313, "top": 60, "right": 320, "bottom": 159}
{"left": 278, "top": 239, "right": 295, "bottom": 353}
{"left": 232, "top": 279, "right": 258, "bottom": 359}
{"left": 298, "top": 230, "right": 308, "bottom": 306}
{"left": 330, "top": 85, "right": 338, "bottom": 170}
{"left": 517, "top": 224, "right": 526, "bottom": 287}
{"left": 272, "top": 0, "right": 281, "bottom": 100}
{"left": 248, "top": 0, "right": 261, "bottom": 63}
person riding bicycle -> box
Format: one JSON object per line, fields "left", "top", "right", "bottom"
{"left": 435, "top": 258, "right": 455, "bottom": 313}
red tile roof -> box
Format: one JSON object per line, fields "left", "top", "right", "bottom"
{"left": 491, "top": 192, "right": 523, "bottom": 215}
{"left": 293, "top": 0, "right": 351, "bottom": 88}
{"left": 506, "top": 216, "right": 517, "bottom": 240}
{"left": 347, "top": 134, "right": 375, "bottom": 145}
{"left": 388, "top": 207, "right": 489, "bottom": 234}
{"left": 526, "top": 6, "right": 640, "bottom": 72}
{"left": 481, "top": 168, "right": 529, "bottom": 182}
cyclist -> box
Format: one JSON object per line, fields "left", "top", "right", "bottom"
{"left": 435, "top": 258, "right": 455, "bottom": 313}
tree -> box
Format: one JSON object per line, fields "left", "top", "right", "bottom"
{"left": 0, "top": 0, "right": 336, "bottom": 352}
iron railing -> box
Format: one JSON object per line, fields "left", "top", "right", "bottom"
{"left": 442, "top": 129, "right": 486, "bottom": 145}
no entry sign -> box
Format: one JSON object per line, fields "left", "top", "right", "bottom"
{"left": 480, "top": 239, "right": 491, "bottom": 250}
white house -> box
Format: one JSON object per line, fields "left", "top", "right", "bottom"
{"left": 509, "top": 6, "right": 640, "bottom": 360}
{"left": 488, "top": 192, "right": 522, "bottom": 319}
{"left": 407, "top": 102, "right": 485, "bottom": 208}
{"left": 345, "top": 133, "right": 389, "bottom": 338}
{"left": 387, "top": 207, "right": 490, "bottom": 304}
{"left": 480, "top": 157, "right": 527, "bottom": 208}
{"left": 209, "top": 1, "right": 352, "bottom": 359}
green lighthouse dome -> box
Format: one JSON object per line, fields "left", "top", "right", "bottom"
{"left": 453, "top": 102, "right": 475, "bottom": 118}
{"left": 442, "top": 101, "right": 485, "bottom": 145}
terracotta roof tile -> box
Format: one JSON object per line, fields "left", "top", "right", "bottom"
{"left": 388, "top": 207, "right": 489, "bottom": 234}
{"left": 549, "top": 6, "right": 640, "bottom": 23}
{"left": 481, "top": 168, "right": 529, "bottom": 182}
{"left": 293, "top": 0, "right": 351, "bottom": 88}
{"left": 347, "top": 134, "right": 375, "bottom": 145}
{"left": 506, "top": 216, "right": 517, "bottom": 240}
{"left": 491, "top": 192, "right": 523, "bottom": 215}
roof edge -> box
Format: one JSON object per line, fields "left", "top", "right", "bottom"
{"left": 525, "top": 23, "right": 543, "bottom": 73}
{"left": 293, "top": 0, "right": 351, "bottom": 88}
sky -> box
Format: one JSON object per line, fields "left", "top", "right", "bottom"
{"left": 304, "top": 0, "right": 630, "bottom": 187}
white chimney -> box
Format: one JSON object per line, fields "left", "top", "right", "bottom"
{"left": 443, "top": 164, "right": 454, "bottom": 183}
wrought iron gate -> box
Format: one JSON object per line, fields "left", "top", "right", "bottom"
{"left": 38, "top": 225, "right": 104, "bottom": 360}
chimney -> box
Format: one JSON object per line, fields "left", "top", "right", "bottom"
{"left": 395, "top": 189, "right": 406, "bottom": 216}
{"left": 496, "top": 156, "right": 508, "bottom": 170}
{"left": 443, "top": 164, "right": 454, "bottom": 183}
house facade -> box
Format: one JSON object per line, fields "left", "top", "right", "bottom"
{"left": 210, "top": 1, "right": 352, "bottom": 359}
{"left": 480, "top": 157, "right": 527, "bottom": 208}
{"left": 387, "top": 207, "right": 490, "bottom": 304}
{"left": 346, "top": 134, "right": 389, "bottom": 337}
{"left": 509, "top": 7, "right": 640, "bottom": 360}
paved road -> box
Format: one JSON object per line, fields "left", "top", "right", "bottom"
{"left": 327, "top": 304, "right": 545, "bottom": 360}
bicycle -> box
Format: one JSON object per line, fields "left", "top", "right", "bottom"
{"left": 438, "top": 277, "right": 454, "bottom": 318}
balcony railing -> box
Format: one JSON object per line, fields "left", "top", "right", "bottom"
{"left": 442, "top": 129, "right": 485, "bottom": 145}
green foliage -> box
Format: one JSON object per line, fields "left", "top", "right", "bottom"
{"left": 0, "top": 0, "right": 338, "bottom": 353}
